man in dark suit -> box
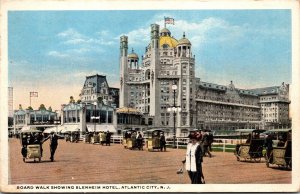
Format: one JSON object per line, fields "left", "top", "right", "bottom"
{"left": 43, "top": 131, "right": 60, "bottom": 162}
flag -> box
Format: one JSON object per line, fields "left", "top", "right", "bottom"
{"left": 30, "top": 92, "right": 38, "bottom": 97}
{"left": 165, "top": 17, "right": 175, "bottom": 25}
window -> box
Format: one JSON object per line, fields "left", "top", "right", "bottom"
{"left": 162, "top": 44, "right": 169, "bottom": 49}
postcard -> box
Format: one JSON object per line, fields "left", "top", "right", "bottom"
{"left": 0, "top": 0, "right": 299, "bottom": 192}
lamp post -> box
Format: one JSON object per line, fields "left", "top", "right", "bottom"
{"left": 167, "top": 84, "right": 181, "bottom": 148}
{"left": 91, "top": 102, "right": 100, "bottom": 133}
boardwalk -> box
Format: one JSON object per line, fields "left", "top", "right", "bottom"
{"left": 9, "top": 138, "right": 291, "bottom": 184}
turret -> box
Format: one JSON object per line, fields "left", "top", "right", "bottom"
{"left": 176, "top": 32, "right": 192, "bottom": 58}
{"left": 119, "top": 35, "right": 128, "bottom": 108}
{"left": 149, "top": 24, "right": 160, "bottom": 122}
{"left": 128, "top": 48, "right": 139, "bottom": 69}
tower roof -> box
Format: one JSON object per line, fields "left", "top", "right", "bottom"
{"left": 127, "top": 48, "right": 139, "bottom": 59}
{"left": 160, "top": 28, "right": 171, "bottom": 35}
{"left": 177, "top": 32, "right": 191, "bottom": 45}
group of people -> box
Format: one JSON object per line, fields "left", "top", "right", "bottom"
{"left": 124, "top": 131, "right": 144, "bottom": 150}
{"left": 182, "top": 130, "right": 214, "bottom": 184}
{"left": 21, "top": 131, "right": 60, "bottom": 162}
{"left": 65, "top": 131, "right": 80, "bottom": 143}
{"left": 85, "top": 131, "right": 112, "bottom": 146}
{"left": 264, "top": 131, "right": 291, "bottom": 162}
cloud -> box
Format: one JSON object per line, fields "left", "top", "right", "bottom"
{"left": 121, "top": 15, "right": 287, "bottom": 51}
{"left": 47, "top": 28, "right": 115, "bottom": 60}
{"left": 122, "top": 27, "right": 150, "bottom": 46}
{"left": 48, "top": 51, "right": 69, "bottom": 58}
{"left": 119, "top": 17, "right": 244, "bottom": 48}
{"left": 57, "top": 28, "right": 85, "bottom": 39}
{"left": 58, "top": 28, "right": 117, "bottom": 46}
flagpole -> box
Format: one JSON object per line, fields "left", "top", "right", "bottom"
{"left": 30, "top": 92, "right": 31, "bottom": 107}
{"left": 164, "top": 17, "right": 166, "bottom": 28}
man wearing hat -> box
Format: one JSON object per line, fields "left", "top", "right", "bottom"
{"left": 182, "top": 133, "right": 204, "bottom": 184}
{"left": 159, "top": 132, "right": 166, "bottom": 152}
{"left": 43, "top": 131, "right": 60, "bottom": 162}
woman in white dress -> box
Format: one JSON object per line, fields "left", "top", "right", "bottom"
{"left": 182, "top": 133, "right": 204, "bottom": 184}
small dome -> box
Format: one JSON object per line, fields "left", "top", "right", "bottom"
{"left": 160, "top": 28, "right": 171, "bottom": 36}
{"left": 177, "top": 32, "right": 191, "bottom": 45}
{"left": 128, "top": 48, "right": 139, "bottom": 59}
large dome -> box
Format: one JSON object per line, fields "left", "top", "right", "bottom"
{"left": 159, "top": 36, "right": 178, "bottom": 48}
{"left": 159, "top": 28, "right": 178, "bottom": 48}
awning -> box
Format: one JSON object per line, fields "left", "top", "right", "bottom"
{"left": 43, "top": 125, "right": 65, "bottom": 133}
{"left": 116, "top": 107, "right": 142, "bottom": 115}
{"left": 20, "top": 126, "right": 31, "bottom": 132}
{"left": 21, "top": 127, "right": 41, "bottom": 133}
{"left": 87, "top": 124, "right": 117, "bottom": 133}
{"left": 60, "top": 124, "right": 80, "bottom": 133}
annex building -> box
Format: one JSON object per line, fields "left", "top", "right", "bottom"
{"left": 119, "top": 23, "right": 290, "bottom": 136}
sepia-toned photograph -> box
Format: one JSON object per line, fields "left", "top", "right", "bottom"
{"left": 1, "top": 0, "right": 299, "bottom": 192}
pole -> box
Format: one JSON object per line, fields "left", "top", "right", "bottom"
{"left": 173, "top": 88, "right": 176, "bottom": 148}
{"left": 29, "top": 93, "right": 31, "bottom": 107}
{"left": 94, "top": 104, "right": 96, "bottom": 133}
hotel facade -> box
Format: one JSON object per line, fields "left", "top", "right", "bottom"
{"left": 119, "top": 24, "right": 290, "bottom": 136}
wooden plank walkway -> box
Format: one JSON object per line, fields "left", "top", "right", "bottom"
{"left": 8, "top": 138, "right": 291, "bottom": 184}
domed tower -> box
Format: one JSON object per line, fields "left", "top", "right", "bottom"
{"left": 176, "top": 32, "right": 196, "bottom": 128}
{"left": 127, "top": 48, "right": 139, "bottom": 69}
{"left": 176, "top": 32, "right": 192, "bottom": 57}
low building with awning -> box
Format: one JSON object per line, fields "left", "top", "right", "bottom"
{"left": 116, "top": 107, "right": 147, "bottom": 133}
{"left": 13, "top": 109, "right": 59, "bottom": 135}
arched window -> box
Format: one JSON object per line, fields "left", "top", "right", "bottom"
{"left": 162, "top": 44, "right": 169, "bottom": 49}
{"left": 145, "top": 69, "right": 151, "bottom": 80}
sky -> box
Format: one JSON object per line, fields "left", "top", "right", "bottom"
{"left": 8, "top": 10, "right": 291, "bottom": 111}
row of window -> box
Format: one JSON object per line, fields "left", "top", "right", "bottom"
{"left": 261, "top": 96, "right": 278, "bottom": 101}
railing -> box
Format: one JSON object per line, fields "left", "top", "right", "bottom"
{"left": 83, "top": 135, "right": 238, "bottom": 152}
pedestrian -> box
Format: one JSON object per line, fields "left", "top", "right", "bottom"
{"left": 195, "top": 130, "right": 202, "bottom": 142}
{"left": 85, "top": 132, "right": 90, "bottom": 143}
{"left": 21, "top": 134, "right": 28, "bottom": 160}
{"left": 137, "top": 132, "right": 143, "bottom": 150}
{"left": 42, "top": 131, "right": 61, "bottom": 162}
{"left": 159, "top": 132, "right": 166, "bottom": 152}
{"left": 182, "top": 133, "right": 204, "bottom": 184}
{"left": 100, "top": 132, "right": 106, "bottom": 145}
{"left": 131, "top": 132, "right": 137, "bottom": 149}
{"left": 202, "top": 131, "right": 212, "bottom": 157}
{"left": 264, "top": 133, "right": 273, "bottom": 162}
{"left": 106, "top": 131, "right": 111, "bottom": 146}
{"left": 207, "top": 132, "right": 214, "bottom": 152}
